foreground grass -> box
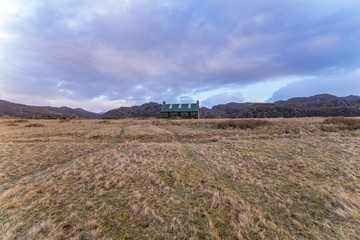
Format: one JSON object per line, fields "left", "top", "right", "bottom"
{"left": 0, "top": 118, "right": 359, "bottom": 239}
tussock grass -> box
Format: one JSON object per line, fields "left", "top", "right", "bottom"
{"left": 13, "top": 119, "right": 29, "bottom": 123}
{"left": 58, "top": 119, "right": 70, "bottom": 123}
{"left": 24, "top": 123, "right": 45, "bottom": 127}
{"left": 4, "top": 119, "right": 29, "bottom": 126}
{"left": 97, "top": 120, "right": 111, "bottom": 124}
{"left": 322, "top": 117, "right": 360, "bottom": 131}
{"left": 0, "top": 118, "right": 359, "bottom": 239}
{"left": 216, "top": 119, "right": 271, "bottom": 129}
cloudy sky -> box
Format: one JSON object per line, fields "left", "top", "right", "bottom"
{"left": 1, "top": 0, "right": 359, "bottom": 112}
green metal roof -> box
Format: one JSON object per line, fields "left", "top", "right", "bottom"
{"left": 161, "top": 103, "right": 199, "bottom": 112}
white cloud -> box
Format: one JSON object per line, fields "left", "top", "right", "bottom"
{"left": 244, "top": 97, "right": 268, "bottom": 103}
{"left": 202, "top": 91, "right": 244, "bottom": 107}
{"left": 0, "top": 0, "right": 22, "bottom": 41}
{"left": 0, "top": 0, "right": 21, "bottom": 24}
{"left": 270, "top": 69, "right": 360, "bottom": 101}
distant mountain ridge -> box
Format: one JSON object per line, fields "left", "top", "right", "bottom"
{"left": 1, "top": 94, "right": 360, "bottom": 119}
{"left": 275, "top": 94, "right": 360, "bottom": 109}
{"left": 101, "top": 102, "right": 162, "bottom": 119}
{"left": 101, "top": 94, "right": 360, "bottom": 119}
{"left": 200, "top": 94, "right": 360, "bottom": 118}
{"left": 0, "top": 100, "right": 99, "bottom": 119}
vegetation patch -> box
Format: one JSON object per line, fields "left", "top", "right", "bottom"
{"left": 24, "top": 123, "right": 46, "bottom": 127}
{"left": 322, "top": 117, "right": 360, "bottom": 131}
{"left": 13, "top": 119, "right": 29, "bottom": 123}
{"left": 97, "top": 120, "right": 111, "bottom": 124}
{"left": 58, "top": 119, "right": 71, "bottom": 123}
{"left": 215, "top": 119, "right": 271, "bottom": 129}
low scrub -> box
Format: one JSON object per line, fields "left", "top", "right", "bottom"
{"left": 24, "top": 123, "right": 45, "bottom": 128}
{"left": 58, "top": 119, "right": 71, "bottom": 123}
{"left": 216, "top": 119, "right": 271, "bottom": 129}
{"left": 13, "top": 119, "right": 29, "bottom": 123}
{"left": 322, "top": 117, "right": 360, "bottom": 131}
{"left": 5, "top": 119, "right": 29, "bottom": 126}
{"left": 97, "top": 120, "right": 111, "bottom": 124}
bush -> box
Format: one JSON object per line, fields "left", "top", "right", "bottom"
{"left": 97, "top": 120, "right": 111, "bottom": 124}
{"left": 24, "top": 123, "right": 45, "bottom": 128}
{"left": 13, "top": 119, "right": 29, "bottom": 123}
{"left": 58, "top": 119, "right": 71, "bottom": 123}
{"left": 322, "top": 117, "right": 360, "bottom": 131}
{"left": 216, "top": 119, "right": 271, "bottom": 129}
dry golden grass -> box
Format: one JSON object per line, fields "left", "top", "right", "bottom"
{"left": 0, "top": 118, "right": 359, "bottom": 239}
{"left": 215, "top": 119, "right": 271, "bottom": 129}
{"left": 322, "top": 117, "right": 360, "bottom": 131}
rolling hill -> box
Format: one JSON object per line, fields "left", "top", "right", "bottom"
{"left": 0, "top": 100, "right": 99, "bottom": 119}
{"left": 1, "top": 94, "right": 360, "bottom": 119}
{"left": 102, "top": 94, "right": 360, "bottom": 119}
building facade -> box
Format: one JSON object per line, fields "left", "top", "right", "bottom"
{"left": 161, "top": 101, "right": 200, "bottom": 119}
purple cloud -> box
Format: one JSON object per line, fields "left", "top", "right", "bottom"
{"left": 0, "top": 0, "right": 359, "bottom": 111}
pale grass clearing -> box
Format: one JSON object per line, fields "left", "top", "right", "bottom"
{"left": 0, "top": 118, "right": 359, "bottom": 239}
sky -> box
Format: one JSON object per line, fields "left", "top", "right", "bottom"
{"left": 0, "top": 0, "right": 359, "bottom": 112}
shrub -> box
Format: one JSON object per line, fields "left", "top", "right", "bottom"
{"left": 58, "top": 119, "right": 71, "bottom": 123}
{"left": 322, "top": 117, "right": 360, "bottom": 131}
{"left": 24, "top": 123, "right": 45, "bottom": 128}
{"left": 97, "top": 120, "right": 111, "bottom": 124}
{"left": 216, "top": 119, "right": 271, "bottom": 129}
{"left": 13, "top": 119, "right": 29, "bottom": 123}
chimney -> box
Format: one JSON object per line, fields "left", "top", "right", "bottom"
{"left": 196, "top": 100, "right": 199, "bottom": 105}
{"left": 163, "top": 101, "right": 166, "bottom": 105}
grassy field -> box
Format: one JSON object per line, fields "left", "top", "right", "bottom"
{"left": 0, "top": 118, "right": 359, "bottom": 239}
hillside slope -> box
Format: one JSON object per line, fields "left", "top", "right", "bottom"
{"left": 0, "top": 100, "right": 99, "bottom": 119}
{"left": 101, "top": 94, "right": 360, "bottom": 118}
{"left": 2, "top": 94, "right": 360, "bottom": 119}
{"left": 101, "top": 102, "right": 162, "bottom": 118}
{"left": 202, "top": 94, "right": 360, "bottom": 118}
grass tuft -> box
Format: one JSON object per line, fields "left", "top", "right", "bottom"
{"left": 58, "top": 119, "right": 70, "bottom": 123}
{"left": 13, "top": 119, "right": 29, "bottom": 123}
{"left": 216, "top": 119, "right": 271, "bottom": 129}
{"left": 322, "top": 117, "right": 360, "bottom": 131}
{"left": 97, "top": 120, "right": 111, "bottom": 124}
{"left": 24, "top": 123, "right": 45, "bottom": 127}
